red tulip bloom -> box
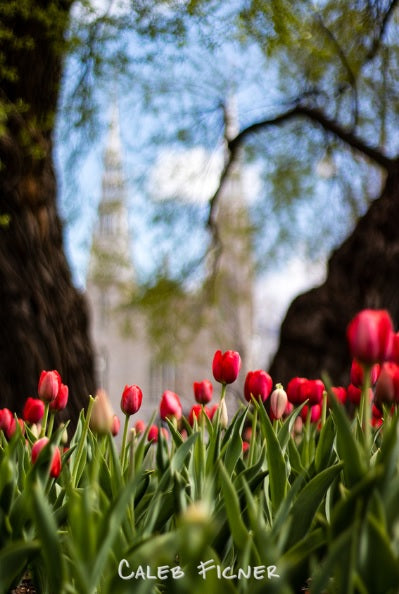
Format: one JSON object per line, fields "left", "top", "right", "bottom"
{"left": 391, "top": 332, "right": 399, "bottom": 364}
{"left": 300, "top": 404, "right": 321, "bottom": 423}
{"left": 0, "top": 408, "right": 14, "bottom": 435}
{"left": 350, "top": 360, "right": 380, "bottom": 387}
{"left": 38, "top": 370, "right": 61, "bottom": 402}
{"left": 23, "top": 397, "right": 45, "bottom": 424}
{"left": 121, "top": 384, "right": 143, "bottom": 416}
{"left": 244, "top": 370, "right": 273, "bottom": 403}
{"left": 331, "top": 386, "right": 347, "bottom": 405}
{"left": 347, "top": 384, "right": 373, "bottom": 407}
{"left": 375, "top": 362, "right": 399, "bottom": 405}
{"left": 347, "top": 309, "right": 393, "bottom": 365}
{"left": 49, "top": 383, "right": 69, "bottom": 411}
{"left": 212, "top": 350, "right": 241, "bottom": 385}
{"left": 160, "top": 390, "right": 182, "bottom": 421}
{"left": 188, "top": 404, "right": 210, "bottom": 426}
{"left": 193, "top": 380, "right": 213, "bottom": 404}
{"left": 286, "top": 377, "right": 308, "bottom": 405}
{"left": 31, "top": 437, "right": 62, "bottom": 478}
{"left": 299, "top": 379, "right": 325, "bottom": 405}
{"left": 147, "top": 425, "right": 159, "bottom": 442}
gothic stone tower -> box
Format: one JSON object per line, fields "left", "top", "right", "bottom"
{"left": 86, "top": 102, "right": 254, "bottom": 421}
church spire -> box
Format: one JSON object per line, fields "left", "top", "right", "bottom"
{"left": 87, "top": 100, "right": 134, "bottom": 287}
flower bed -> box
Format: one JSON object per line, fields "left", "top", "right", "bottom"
{"left": 1, "top": 309, "right": 399, "bottom": 593}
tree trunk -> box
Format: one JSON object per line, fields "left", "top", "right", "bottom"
{"left": 0, "top": 1, "right": 96, "bottom": 426}
{"left": 269, "top": 165, "right": 399, "bottom": 387}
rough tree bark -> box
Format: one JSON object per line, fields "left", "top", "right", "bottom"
{"left": 0, "top": 1, "right": 96, "bottom": 425}
{"left": 269, "top": 164, "right": 399, "bottom": 386}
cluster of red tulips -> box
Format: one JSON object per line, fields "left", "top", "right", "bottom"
{"left": 1, "top": 308, "right": 398, "bottom": 479}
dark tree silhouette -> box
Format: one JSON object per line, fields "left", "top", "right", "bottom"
{"left": 0, "top": 1, "right": 95, "bottom": 424}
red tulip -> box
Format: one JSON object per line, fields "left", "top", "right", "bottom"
{"left": 300, "top": 404, "right": 321, "bottom": 423}
{"left": 347, "top": 384, "right": 373, "bottom": 407}
{"left": 49, "top": 383, "right": 69, "bottom": 411}
{"left": 347, "top": 309, "right": 393, "bottom": 365}
{"left": 286, "top": 377, "right": 308, "bottom": 405}
{"left": 242, "top": 441, "right": 250, "bottom": 453}
{"left": 330, "top": 386, "right": 347, "bottom": 405}
{"left": 375, "top": 362, "right": 399, "bottom": 405}
{"left": 391, "top": 332, "right": 399, "bottom": 364}
{"left": 31, "top": 437, "right": 62, "bottom": 478}
{"left": 188, "top": 404, "right": 210, "bottom": 426}
{"left": 23, "top": 397, "right": 45, "bottom": 424}
{"left": 212, "top": 350, "right": 241, "bottom": 384}
{"left": 244, "top": 370, "right": 273, "bottom": 403}
{"left": 147, "top": 425, "right": 159, "bottom": 442}
{"left": 160, "top": 390, "right": 182, "bottom": 421}
{"left": 193, "top": 380, "right": 213, "bottom": 404}
{"left": 0, "top": 408, "right": 14, "bottom": 435}
{"left": 350, "top": 360, "right": 380, "bottom": 387}
{"left": 121, "top": 384, "right": 143, "bottom": 416}
{"left": 299, "top": 379, "right": 325, "bottom": 405}
{"left": 38, "top": 370, "right": 61, "bottom": 402}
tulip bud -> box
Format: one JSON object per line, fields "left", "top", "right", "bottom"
{"left": 219, "top": 399, "right": 228, "bottom": 428}
{"left": 31, "top": 437, "right": 62, "bottom": 478}
{"left": 347, "top": 384, "right": 373, "bottom": 407}
{"left": 244, "top": 370, "right": 273, "bottom": 403}
{"left": 347, "top": 309, "right": 393, "bottom": 365}
{"left": 121, "top": 384, "right": 143, "bottom": 416}
{"left": 330, "top": 386, "right": 347, "bottom": 405}
{"left": 160, "top": 390, "right": 182, "bottom": 421}
{"left": 193, "top": 380, "right": 213, "bottom": 404}
{"left": 6, "top": 417, "right": 25, "bottom": 440}
{"left": 0, "top": 408, "right": 15, "bottom": 435}
{"left": 90, "top": 389, "right": 114, "bottom": 435}
{"left": 135, "top": 419, "right": 146, "bottom": 435}
{"left": 212, "top": 350, "right": 241, "bottom": 385}
{"left": 111, "top": 415, "right": 121, "bottom": 437}
{"left": 23, "top": 397, "right": 45, "bottom": 424}
{"left": 49, "top": 383, "right": 69, "bottom": 411}
{"left": 391, "top": 332, "right": 399, "bottom": 364}
{"left": 270, "top": 385, "right": 288, "bottom": 420}
{"left": 38, "top": 370, "right": 61, "bottom": 402}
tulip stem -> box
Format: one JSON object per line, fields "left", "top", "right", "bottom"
{"left": 71, "top": 395, "right": 95, "bottom": 487}
{"left": 321, "top": 391, "right": 327, "bottom": 429}
{"left": 220, "top": 383, "right": 227, "bottom": 402}
{"left": 120, "top": 413, "right": 130, "bottom": 471}
{"left": 40, "top": 402, "right": 50, "bottom": 438}
{"left": 361, "top": 365, "right": 372, "bottom": 452}
{"left": 47, "top": 411, "right": 55, "bottom": 438}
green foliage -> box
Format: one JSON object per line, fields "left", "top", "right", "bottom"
{"left": 3, "top": 386, "right": 399, "bottom": 592}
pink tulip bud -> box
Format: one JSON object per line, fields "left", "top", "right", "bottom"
{"left": 270, "top": 385, "right": 288, "bottom": 420}
{"left": 160, "top": 390, "right": 182, "bottom": 421}
{"left": 38, "top": 370, "right": 61, "bottom": 402}
{"left": 23, "top": 397, "right": 45, "bottom": 424}
{"left": 347, "top": 309, "right": 394, "bottom": 365}
{"left": 193, "top": 380, "right": 213, "bottom": 404}
{"left": 90, "top": 389, "right": 115, "bottom": 434}
{"left": 212, "top": 350, "right": 241, "bottom": 385}
{"left": 49, "top": 383, "right": 69, "bottom": 411}
{"left": 31, "top": 437, "right": 62, "bottom": 478}
{"left": 244, "top": 370, "right": 273, "bottom": 403}
{"left": 121, "top": 384, "right": 143, "bottom": 416}
{"left": 111, "top": 415, "right": 121, "bottom": 437}
{"left": 135, "top": 420, "right": 146, "bottom": 434}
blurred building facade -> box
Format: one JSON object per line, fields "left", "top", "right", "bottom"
{"left": 86, "top": 103, "right": 254, "bottom": 421}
